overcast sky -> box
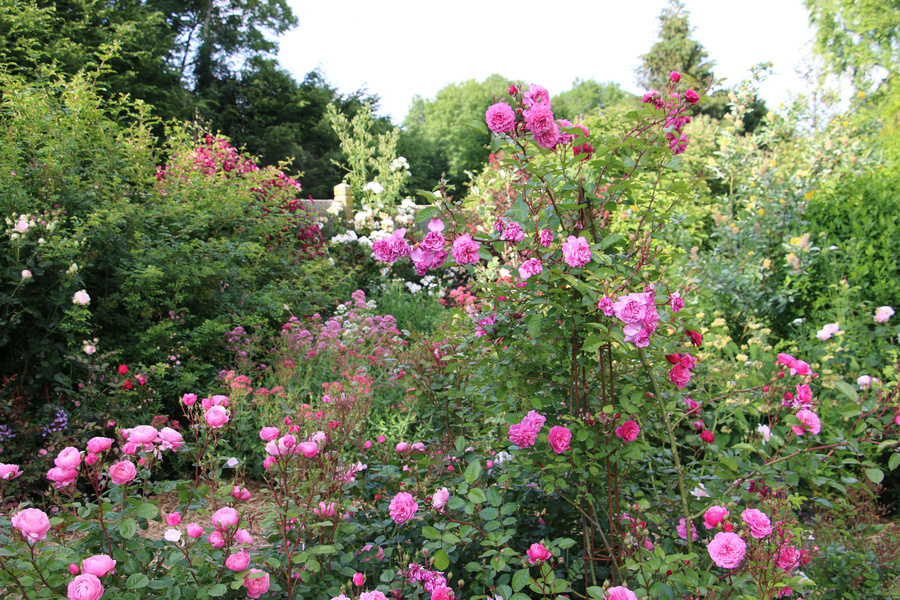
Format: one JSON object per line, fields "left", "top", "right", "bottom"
{"left": 278, "top": 0, "right": 815, "bottom": 124}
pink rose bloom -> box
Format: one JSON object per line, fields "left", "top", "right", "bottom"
{"left": 396, "top": 441, "right": 409, "bottom": 453}
{"left": 55, "top": 447, "right": 82, "bottom": 469}
{"left": 210, "top": 394, "right": 229, "bottom": 406}
{"left": 12, "top": 508, "right": 51, "bottom": 542}
{"left": 524, "top": 102, "right": 555, "bottom": 134}
{"left": 204, "top": 405, "right": 230, "bottom": 428}
{"left": 857, "top": 375, "right": 872, "bottom": 388}
{"left": 81, "top": 555, "right": 116, "bottom": 577}
{"left": 298, "top": 441, "right": 319, "bottom": 458}
{"left": 677, "top": 518, "right": 698, "bottom": 541}
{"left": 86, "top": 437, "right": 113, "bottom": 454}
{"left": 615, "top": 420, "right": 640, "bottom": 443}
{"left": 226, "top": 551, "right": 251, "bottom": 571}
{"left": 612, "top": 293, "right": 649, "bottom": 324}
{"left": 669, "top": 364, "right": 692, "bottom": 388}
{"left": 741, "top": 508, "right": 773, "bottom": 538}
{"left": 108, "top": 460, "right": 137, "bottom": 485}
{"left": 605, "top": 587, "right": 639, "bottom": 600}
{"left": 233, "top": 486, "right": 252, "bottom": 502}
{"left": 431, "top": 587, "right": 454, "bottom": 600}
{"left": 360, "top": 592, "right": 388, "bottom": 600}
{"left": 186, "top": 523, "right": 204, "bottom": 538}
{"left": 874, "top": 306, "right": 894, "bottom": 323}
{"left": 538, "top": 229, "right": 554, "bottom": 247}
{"left": 707, "top": 532, "right": 746, "bottom": 569}
{"left": 208, "top": 531, "right": 226, "bottom": 548}
{"left": 485, "top": 102, "right": 516, "bottom": 133}
{"left": 372, "top": 229, "right": 412, "bottom": 263}
{"left": 212, "top": 507, "right": 239, "bottom": 531}
{"left": 84, "top": 453, "right": 98, "bottom": 466}
{"left": 47, "top": 466, "right": 79, "bottom": 488}
{"left": 684, "top": 89, "right": 700, "bottom": 104}
{"left": 432, "top": 487, "right": 450, "bottom": 510}
{"left": 263, "top": 456, "right": 277, "bottom": 470}
{"left": 451, "top": 234, "right": 481, "bottom": 265}
{"left": 792, "top": 409, "right": 821, "bottom": 435}
{"left": 0, "top": 463, "right": 23, "bottom": 480}
{"left": 816, "top": 322, "right": 840, "bottom": 340}
{"left": 243, "top": 569, "right": 270, "bottom": 599}
{"left": 314, "top": 501, "right": 336, "bottom": 518}
{"left": 523, "top": 84, "right": 550, "bottom": 108}
{"left": 776, "top": 545, "right": 801, "bottom": 571}
{"left": 508, "top": 421, "right": 540, "bottom": 449}
{"left": 389, "top": 492, "right": 419, "bottom": 524}
{"left": 670, "top": 71, "right": 682, "bottom": 82}
{"left": 352, "top": 572, "right": 365, "bottom": 586}
{"left": 669, "top": 292, "right": 685, "bottom": 312}
{"left": 598, "top": 297, "right": 615, "bottom": 316}
{"left": 526, "top": 542, "right": 552, "bottom": 564}
{"left": 166, "top": 512, "right": 182, "bottom": 526}
{"left": 259, "top": 427, "right": 279, "bottom": 441}
{"left": 795, "top": 384, "right": 813, "bottom": 407}
{"left": 158, "top": 427, "right": 183, "bottom": 451}
{"left": 128, "top": 425, "right": 158, "bottom": 444}
{"left": 235, "top": 528, "right": 254, "bottom": 547}
{"left": 548, "top": 426, "right": 572, "bottom": 453}
{"left": 562, "top": 235, "right": 592, "bottom": 268}
{"left": 67, "top": 573, "right": 104, "bottom": 600}
{"left": 500, "top": 221, "right": 525, "bottom": 243}
{"left": 703, "top": 505, "right": 729, "bottom": 529}
{"left": 182, "top": 393, "right": 197, "bottom": 406}
{"left": 518, "top": 258, "right": 543, "bottom": 280}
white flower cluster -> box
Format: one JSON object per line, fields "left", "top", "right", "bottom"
{"left": 363, "top": 181, "right": 384, "bottom": 194}
{"left": 326, "top": 197, "right": 344, "bottom": 216}
{"left": 390, "top": 156, "right": 411, "bottom": 176}
{"left": 4, "top": 210, "right": 62, "bottom": 241}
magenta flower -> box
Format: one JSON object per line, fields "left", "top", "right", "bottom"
{"left": 523, "top": 84, "right": 550, "bottom": 108}
{"left": 677, "top": 517, "right": 698, "bottom": 541}
{"left": 548, "top": 426, "right": 572, "bottom": 453}
{"left": 108, "top": 461, "right": 137, "bottom": 485}
{"left": 204, "top": 405, "right": 230, "bottom": 428}
{"left": 372, "top": 229, "right": 411, "bottom": 263}
{"left": 12, "top": 508, "right": 51, "bottom": 542}
{"left": 741, "top": 508, "right": 773, "bottom": 539}
{"left": 538, "top": 229, "right": 554, "bottom": 247}
{"left": 243, "top": 569, "right": 270, "bottom": 599}
{"left": 562, "top": 235, "right": 592, "bottom": 268}
{"left": 605, "top": 586, "right": 638, "bottom": 600}
{"left": 67, "top": 573, "right": 104, "bottom": 600}
{"left": 485, "top": 102, "right": 516, "bottom": 133}
{"left": 500, "top": 221, "right": 525, "bottom": 242}
{"left": 615, "top": 420, "right": 640, "bottom": 443}
{"left": 389, "top": 492, "right": 419, "bottom": 524}
{"left": 451, "top": 234, "right": 481, "bottom": 265}
{"left": 526, "top": 542, "right": 552, "bottom": 564}
{"left": 518, "top": 258, "right": 543, "bottom": 280}
{"left": 703, "top": 505, "right": 729, "bottom": 529}
{"left": 707, "top": 532, "right": 746, "bottom": 569}
{"left": 211, "top": 507, "right": 239, "bottom": 531}
{"left": 792, "top": 409, "right": 821, "bottom": 435}
{"left": 81, "top": 555, "right": 116, "bottom": 577}
{"left": 432, "top": 487, "right": 450, "bottom": 511}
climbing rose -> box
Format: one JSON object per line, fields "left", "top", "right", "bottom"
{"left": 562, "top": 235, "right": 592, "bottom": 268}
{"left": 792, "top": 409, "right": 821, "bottom": 435}
{"left": 707, "top": 532, "right": 746, "bottom": 569}
{"left": 485, "top": 102, "right": 516, "bottom": 133}
{"left": 741, "top": 508, "right": 773, "bottom": 539}
{"left": 548, "top": 426, "right": 572, "bottom": 453}
{"left": 615, "top": 420, "right": 640, "bottom": 442}
{"left": 389, "top": 492, "right": 419, "bottom": 524}
{"left": 451, "top": 235, "right": 480, "bottom": 265}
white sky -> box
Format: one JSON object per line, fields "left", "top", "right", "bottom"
{"left": 278, "top": 0, "right": 815, "bottom": 125}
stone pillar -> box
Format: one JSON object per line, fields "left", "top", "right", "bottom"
{"left": 333, "top": 183, "right": 353, "bottom": 224}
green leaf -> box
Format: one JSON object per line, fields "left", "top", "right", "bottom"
{"left": 414, "top": 206, "right": 439, "bottom": 224}
{"left": 422, "top": 526, "right": 441, "bottom": 540}
{"left": 310, "top": 545, "right": 335, "bottom": 554}
{"left": 526, "top": 313, "right": 542, "bottom": 337}
{"left": 119, "top": 517, "right": 137, "bottom": 539}
{"left": 512, "top": 568, "right": 530, "bottom": 592}
{"left": 889, "top": 453, "right": 900, "bottom": 471}
{"left": 467, "top": 488, "right": 487, "bottom": 504}
{"left": 840, "top": 403, "right": 861, "bottom": 418}
{"left": 136, "top": 502, "right": 158, "bottom": 520}
{"left": 464, "top": 460, "right": 482, "bottom": 484}
{"left": 207, "top": 584, "right": 228, "bottom": 597}
{"left": 433, "top": 549, "right": 450, "bottom": 571}
{"left": 126, "top": 573, "right": 149, "bottom": 589}
{"left": 835, "top": 381, "right": 859, "bottom": 402}
{"left": 865, "top": 468, "right": 884, "bottom": 484}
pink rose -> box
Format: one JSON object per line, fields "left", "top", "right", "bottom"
{"left": 352, "top": 572, "right": 365, "bottom": 586}
{"left": 431, "top": 587, "right": 454, "bottom": 600}
{"left": 518, "top": 258, "right": 543, "bottom": 280}
{"left": 700, "top": 430, "right": 715, "bottom": 444}
{"left": 508, "top": 422, "right": 539, "bottom": 449}
{"left": 526, "top": 542, "right": 552, "bottom": 564}
{"left": 47, "top": 466, "right": 79, "bottom": 488}
{"left": 211, "top": 507, "right": 239, "bottom": 531}
{"left": 684, "top": 89, "right": 700, "bottom": 104}
{"left": 523, "top": 84, "right": 550, "bottom": 108}
{"left": 225, "top": 551, "right": 251, "bottom": 571}
{"left": 67, "top": 573, "right": 104, "bottom": 600}
{"left": 669, "top": 364, "right": 692, "bottom": 388}
{"left": 108, "top": 460, "right": 137, "bottom": 485}
{"left": 182, "top": 393, "right": 197, "bottom": 406}
{"left": 707, "top": 532, "right": 746, "bottom": 568}
{"left": 670, "top": 71, "right": 682, "bottom": 82}
{"left": 360, "top": 592, "right": 388, "bottom": 600}
{"left": 598, "top": 297, "right": 615, "bottom": 316}
{"left": 615, "top": 420, "right": 640, "bottom": 443}
{"left": 677, "top": 518, "right": 698, "bottom": 541}
{"left": 314, "top": 501, "right": 336, "bottom": 518}
{"left": 81, "top": 555, "right": 116, "bottom": 577}
{"left": 243, "top": 569, "right": 270, "bottom": 599}
{"left": 703, "top": 505, "right": 729, "bottom": 529}
{"left": 669, "top": 291, "right": 685, "bottom": 312}
{"left": 259, "top": 427, "right": 279, "bottom": 441}
{"left": 166, "top": 512, "right": 182, "bottom": 526}
{"left": 158, "top": 427, "right": 183, "bottom": 451}
{"left": 55, "top": 447, "right": 82, "bottom": 469}
{"left": 298, "top": 441, "right": 319, "bottom": 458}
{"left": 233, "top": 486, "right": 252, "bottom": 502}
{"left": 208, "top": 531, "right": 226, "bottom": 548}
{"left": 389, "top": 492, "right": 419, "bottom": 524}
{"left": 548, "top": 426, "right": 572, "bottom": 454}
{"left": 432, "top": 487, "right": 450, "bottom": 510}
{"left": 235, "top": 528, "right": 254, "bottom": 547}
{"left": 776, "top": 545, "right": 801, "bottom": 572}
{"left": 86, "top": 437, "right": 113, "bottom": 454}
{"left": 263, "top": 456, "right": 277, "bottom": 470}
{"left": 204, "top": 405, "right": 230, "bottom": 428}
{"left": 451, "top": 234, "right": 481, "bottom": 265}
{"left": 485, "top": 102, "right": 516, "bottom": 133}
{"left": 0, "top": 463, "right": 23, "bottom": 480}
{"left": 741, "top": 508, "right": 772, "bottom": 539}
{"left": 605, "top": 586, "right": 639, "bottom": 600}
{"left": 874, "top": 306, "right": 894, "bottom": 323}
{"left": 500, "top": 221, "right": 525, "bottom": 243}
{"left": 372, "top": 229, "right": 411, "bottom": 263}
{"left": 539, "top": 229, "right": 554, "bottom": 247}
{"left": 128, "top": 425, "right": 158, "bottom": 444}
{"left": 792, "top": 409, "right": 821, "bottom": 436}
{"left": 186, "top": 523, "right": 203, "bottom": 538}
{"left": 562, "top": 235, "right": 592, "bottom": 268}
{"left": 12, "top": 508, "right": 51, "bottom": 541}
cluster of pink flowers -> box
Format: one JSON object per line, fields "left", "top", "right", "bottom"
{"left": 815, "top": 322, "right": 840, "bottom": 340}
{"left": 404, "top": 562, "right": 453, "bottom": 597}
{"left": 874, "top": 305, "right": 894, "bottom": 323}
{"left": 605, "top": 586, "right": 639, "bottom": 600}
{"left": 410, "top": 219, "right": 448, "bottom": 274}
{"left": 451, "top": 234, "right": 481, "bottom": 265}
{"left": 605, "top": 289, "right": 659, "bottom": 348}
{"left": 562, "top": 236, "right": 592, "bottom": 268}
{"left": 666, "top": 352, "right": 696, "bottom": 389}
{"left": 518, "top": 258, "right": 543, "bottom": 281}
{"left": 508, "top": 410, "right": 546, "bottom": 449}
{"left": 641, "top": 73, "right": 699, "bottom": 155}
{"left": 372, "top": 228, "right": 412, "bottom": 263}
{"left": 775, "top": 353, "right": 822, "bottom": 436}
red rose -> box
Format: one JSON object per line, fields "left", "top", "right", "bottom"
{"left": 700, "top": 430, "right": 715, "bottom": 443}
{"left": 123, "top": 380, "right": 133, "bottom": 390}
{"left": 684, "top": 89, "right": 700, "bottom": 104}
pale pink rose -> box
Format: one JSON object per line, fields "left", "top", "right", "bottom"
{"left": 562, "top": 235, "right": 592, "bottom": 268}
{"left": 225, "top": 551, "right": 251, "bottom": 571}
{"left": 108, "top": 461, "right": 137, "bottom": 485}
{"left": 451, "top": 234, "right": 481, "bottom": 265}
{"left": 12, "top": 508, "right": 51, "bottom": 541}
{"left": 707, "top": 532, "right": 746, "bottom": 568}
{"left": 314, "top": 501, "right": 336, "bottom": 518}
{"left": 72, "top": 290, "right": 91, "bottom": 305}
{"left": 310, "top": 431, "right": 328, "bottom": 447}
{"left": 67, "top": 573, "right": 104, "bottom": 600}
{"left": 776, "top": 545, "right": 801, "bottom": 571}
{"left": 186, "top": 523, "right": 203, "bottom": 538}
{"left": 485, "top": 102, "right": 516, "bottom": 133}
{"left": 204, "top": 405, "right": 230, "bottom": 428}
{"left": 259, "top": 427, "right": 279, "bottom": 441}
{"left": 55, "top": 447, "right": 82, "bottom": 469}
{"left": 389, "top": 492, "right": 419, "bottom": 524}
{"left": 605, "top": 586, "right": 639, "bottom": 600}
{"left": 703, "top": 505, "right": 729, "bottom": 529}
{"left": 297, "top": 441, "right": 319, "bottom": 458}
{"left": 211, "top": 507, "right": 239, "bottom": 531}
{"left": 166, "top": 512, "right": 182, "bottom": 526}
{"left": 874, "top": 306, "right": 894, "bottom": 323}
{"left": 526, "top": 542, "right": 552, "bottom": 564}
{"left": 243, "top": 569, "right": 270, "bottom": 599}
{"left": 792, "top": 409, "right": 821, "bottom": 436}
{"left": 396, "top": 441, "right": 409, "bottom": 453}
{"left": 47, "top": 466, "right": 79, "bottom": 488}
{"left": 741, "top": 508, "right": 773, "bottom": 539}
{"left": 86, "top": 437, "right": 113, "bottom": 453}
{"left": 158, "top": 427, "right": 183, "bottom": 451}
{"left": 669, "top": 292, "right": 685, "bottom": 312}
{"left": 0, "top": 463, "right": 23, "bottom": 480}
{"left": 235, "top": 528, "right": 254, "bottom": 547}
{"left": 121, "top": 442, "right": 139, "bottom": 455}
{"left": 360, "top": 592, "right": 387, "bottom": 600}
{"left": 232, "top": 486, "right": 252, "bottom": 502}
{"left": 816, "top": 323, "right": 840, "bottom": 340}
{"left": 81, "top": 555, "right": 116, "bottom": 577}
{"left": 598, "top": 297, "right": 615, "bottom": 316}
{"left": 615, "top": 420, "right": 640, "bottom": 443}
{"left": 857, "top": 375, "right": 872, "bottom": 388}
{"left": 210, "top": 394, "right": 229, "bottom": 406}
{"left": 432, "top": 487, "right": 450, "bottom": 510}
{"left": 164, "top": 528, "right": 181, "bottom": 542}
{"left": 128, "top": 425, "right": 158, "bottom": 444}
{"left": 548, "top": 426, "right": 572, "bottom": 453}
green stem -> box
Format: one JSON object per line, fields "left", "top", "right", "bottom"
{"left": 638, "top": 348, "right": 693, "bottom": 555}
